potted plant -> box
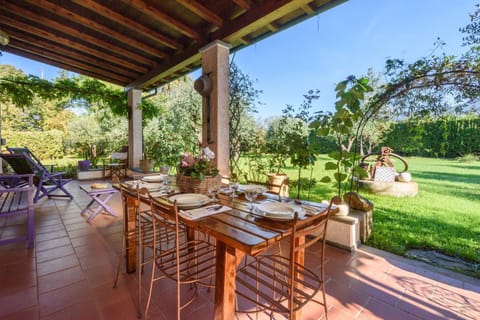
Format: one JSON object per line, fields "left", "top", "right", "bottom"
{"left": 176, "top": 146, "right": 220, "bottom": 194}
{"left": 311, "top": 77, "right": 372, "bottom": 215}
{"left": 140, "top": 142, "right": 155, "bottom": 173}
{"left": 78, "top": 145, "right": 98, "bottom": 171}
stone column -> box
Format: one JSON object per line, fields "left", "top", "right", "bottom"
{"left": 199, "top": 40, "right": 231, "bottom": 178}
{"left": 127, "top": 89, "right": 142, "bottom": 170}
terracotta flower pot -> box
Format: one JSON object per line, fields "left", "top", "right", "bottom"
{"left": 139, "top": 159, "right": 154, "bottom": 173}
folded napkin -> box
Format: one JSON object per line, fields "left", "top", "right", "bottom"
{"left": 180, "top": 205, "right": 231, "bottom": 220}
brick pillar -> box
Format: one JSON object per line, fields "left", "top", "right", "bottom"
{"left": 127, "top": 89, "right": 142, "bottom": 170}
{"left": 199, "top": 40, "right": 231, "bottom": 178}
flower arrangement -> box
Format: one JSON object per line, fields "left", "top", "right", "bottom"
{"left": 178, "top": 147, "right": 219, "bottom": 180}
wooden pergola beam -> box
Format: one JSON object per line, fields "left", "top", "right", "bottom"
{"left": 5, "top": 46, "right": 128, "bottom": 85}
{"left": 233, "top": 0, "right": 252, "bottom": 10}
{"left": 176, "top": 0, "right": 223, "bottom": 27}
{"left": 1, "top": 26, "right": 141, "bottom": 79}
{"left": 0, "top": 15, "right": 147, "bottom": 73}
{"left": 3, "top": 2, "right": 159, "bottom": 65}
{"left": 120, "top": 0, "right": 202, "bottom": 40}
{"left": 71, "top": 0, "right": 182, "bottom": 50}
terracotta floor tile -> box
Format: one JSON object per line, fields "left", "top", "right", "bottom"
{"left": 38, "top": 265, "right": 85, "bottom": 293}
{"left": 36, "top": 244, "right": 75, "bottom": 264}
{"left": 99, "top": 294, "right": 139, "bottom": 320}
{"left": 39, "top": 299, "right": 100, "bottom": 320}
{"left": 35, "top": 237, "right": 71, "bottom": 252}
{"left": 35, "top": 229, "right": 68, "bottom": 243}
{"left": 36, "top": 254, "right": 79, "bottom": 277}
{"left": 0, "top": 245, "right": 35, "bottom": 266}
{"left": 325, "top": 278, "right": 369, "bottom": 316}
{"left": 35, "top": 223, "right": 64, "bottom": 235}
{"left": 359, "top": 297, "right": 421, "bottom": 320}
{"left": 38, "top": 281, "right": 91, "bottom": 317}
{"left": 0, "top": 286, "right": 37, "bottom": 318}
{"left": 1, "top": 306, "right": 39, "bottom": 320}
{"left": 0, "top": 260, "right": 36, "bottom": 294}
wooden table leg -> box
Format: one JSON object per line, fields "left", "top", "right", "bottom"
{"left": 214, "top": 242, "right": 243, "bottom": 320}
{"left": 125, "top": 195, "right": 137, "bottom": 273}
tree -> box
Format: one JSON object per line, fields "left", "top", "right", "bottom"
{"left": 229, "top": 59, "right": 262, "bottom": 179}
{"left": 143, "top": 77, "right": 202, "bottom": 168}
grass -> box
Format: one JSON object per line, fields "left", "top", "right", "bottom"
{"left": 273, "top": 156, "right": 480, "bottom": 273}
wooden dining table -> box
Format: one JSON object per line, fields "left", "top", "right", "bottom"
{"left": 117, "top": 184, "right": 333, "bottom": 320}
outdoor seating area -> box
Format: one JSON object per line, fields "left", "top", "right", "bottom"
{"left": 0, "top": 179, "right": 478, "bottom": 319}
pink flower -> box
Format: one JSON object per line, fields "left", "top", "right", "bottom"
{"left": 181, "top": 160, "right": 188, "bottom": 167}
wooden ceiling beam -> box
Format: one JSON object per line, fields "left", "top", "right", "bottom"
{"left": 217, "top": 0, "right": 313, "bottom": 42}
{"left": 71, "top": 0, "right": 182, "bottom": 50}
{"left": 4, "top": 46, "right": 128, "bottom": 86}
{"left": 233, "top": 0, "right": 252, "bottom": 10}
{"left": 175, "top": 0, "right": 223, "bottom": 27}
{"left": 0, "top": 15, "right": 147, "bottom": 73}
{"left": 121, "top": 0, "right": 201, "bottom": 40}
{"left": 25, "top": 0, "right": 170, "bottom": 59}
{"left": 7, "top": 39, "right": 133, "bottom": 84}
{"left": 301, "top": 3, "right": 315, "bottom": 15}
{"left": 1, "top": 26, "right": 141, "bottom": 78}
{"left": 3, "top": 2, "right": 158, "bottom": 65}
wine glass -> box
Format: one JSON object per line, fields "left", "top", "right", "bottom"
{"left": 208, "top": 185, "right": 220, "bottom": 202}
{"left": 229, "top": 181, "right": 239, "bottom": 199}
{"left": 163, "top": 175, "right": 172, "bottom": 191}
{"left": 244, "top": 188, "right": 258, "bottom": 210}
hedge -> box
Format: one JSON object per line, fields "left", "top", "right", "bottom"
{"left": 3, "top": 130, "right": 65, "bottom": 159}
{"left": 381, "top": 117, "right": 480, "bottom": 158}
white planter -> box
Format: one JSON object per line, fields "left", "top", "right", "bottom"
{"left": 335, "top": 202, "right": 350, "bottom": 216}
{"left": 77, "top": 169, "right": 104, "bottom": 180}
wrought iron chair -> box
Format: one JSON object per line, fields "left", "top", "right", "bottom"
{"left": 144, "top": 194, "right": 216, "bottom": 320}
{"left": 235, "top": 197, "right": 338, "bottom": 319}
{"left": 246, "top": 176, "right": 289, "bottom": 201}
{"left": 0, "top": 152, "right": 73, "bottom": 203}
{"left": 112, "top": 179, "right": 178, "bottom": 319}
{"left": 0, "top": 174, "right": 35, "bottom": 248}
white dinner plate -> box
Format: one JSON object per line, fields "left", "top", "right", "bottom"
{"left": 238, "top": 184, "right": 268, "bottom": 194}
{"left": 169, "top": 193, "right": 211, "bottom": 209}
{"left": 124, "top": 181, "right": 165, "bottom": 191}
{"left": 142, "top": 175, "right": 167, "bottom": 183}
{"left": 255, "top": 202, "right": 305, "bottom": 221}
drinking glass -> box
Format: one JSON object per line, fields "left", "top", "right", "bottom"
{"left": 208, "top": 185, "right": 220, "bottom": 202}
{"left": 229, "top": 181, "right": 239, "bottom": 199}
{"left": 244, "top": 189, "right": 258, "bottom": 210}
{"left": 163, "top": 176, "right": 172, "bottom": 191}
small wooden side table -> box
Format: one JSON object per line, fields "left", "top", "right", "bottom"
{"left": 80, "top": 184, "right": 119, "bottom": 222}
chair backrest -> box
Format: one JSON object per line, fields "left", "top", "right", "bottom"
{"left": 246, "top": 177, "right": 289, "bottom": 200}
{"left": 7, "top": 147, "right": 50, "bottom": 173}
{"left": 0, "top": 153, "right": 34, "bottom": 173}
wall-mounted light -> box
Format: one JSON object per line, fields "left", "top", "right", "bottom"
{"left": 0, "top": 29, "right": 9, "bottom": 46}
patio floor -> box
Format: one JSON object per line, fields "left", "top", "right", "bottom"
{"left": 0, "top": 180, "right": 479, "bottom": 320}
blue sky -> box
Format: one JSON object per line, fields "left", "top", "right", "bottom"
{"left": 1, "top": 0, "right": 477, "bottom": 119}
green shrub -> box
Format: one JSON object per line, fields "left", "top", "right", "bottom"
{"left": 3, "top": 130, "right": 65, "bottom": 159}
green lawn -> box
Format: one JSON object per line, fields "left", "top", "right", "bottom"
{"left": 278, "top": 156, "right": 480, "bottom": 272}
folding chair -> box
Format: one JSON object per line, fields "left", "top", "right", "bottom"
{"left": 0, "top": 153, "right": 73, "bottom": 203}
{"left": 7, "top": 147, "right": 56, "bottom": 173}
